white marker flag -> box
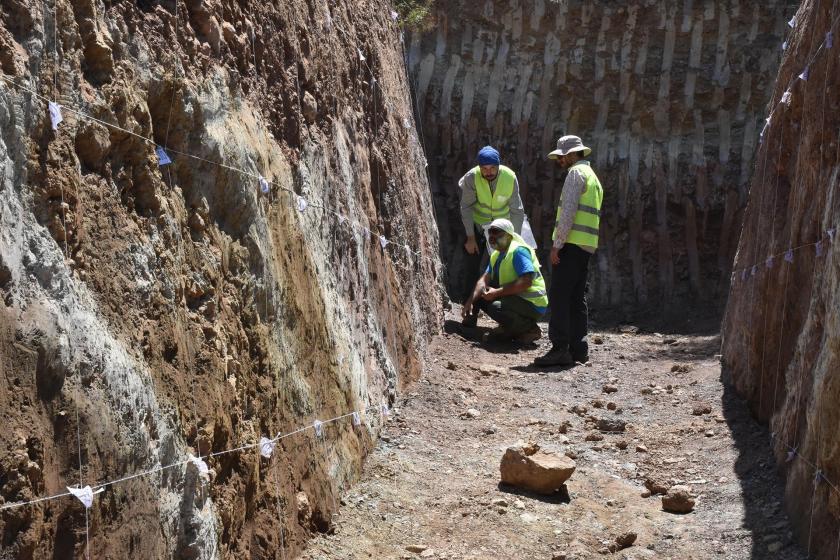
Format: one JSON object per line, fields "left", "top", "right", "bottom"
{"left": 260, "top": 437, "right": 276, "bottom": 459}
{"left": 296, "top": 195, "right": 308, "bottom": 212}
{"left": 313, "top": 419, "right": 323, "bottom": 437}
{"left": 67, "top": 485, "right": 102, "bottom": 508}
{"left": 48, "top": 102, "right": 63, "bottom": 130}
{"left": 189, "top": 454, "right": 210, "bottom": 476}
{"left": 259, "top": 176, "right": 270, "bottom": 194}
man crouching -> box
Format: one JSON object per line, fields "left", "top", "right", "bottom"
{"left": 461, "top": 218, "right": 547, "bottom": 344}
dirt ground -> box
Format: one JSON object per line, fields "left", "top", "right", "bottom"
{"left": 300, "top": 309, "right": 807, "bottom": 559}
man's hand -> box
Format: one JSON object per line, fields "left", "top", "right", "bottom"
{"left": 550, "top": 246, "right": 561, "bottom": 266}
{"left": 464, "top": 235, "right": 478, "bottom": 255}
{"left": 481, "top": 287, "right": 503, "bottom": 301}
{"left": 462, "top": 299, "right": 473, "bottom": 319}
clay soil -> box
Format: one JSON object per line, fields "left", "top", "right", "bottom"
{"left": 300, "top": 309, "right": 807, "bottom": 559}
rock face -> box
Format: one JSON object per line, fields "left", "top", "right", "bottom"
{"left": 408, "top": 0, "right": 795, "bottom": 310}
{"left": 499, "top": 443, "right": 576, "bottom": 494}
{"left": 0, "top": 0, "right": 441, "bottom": 558}
{"left": 722, "top": 1, "right": 840, "bottom": 557}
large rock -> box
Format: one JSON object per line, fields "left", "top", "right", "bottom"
{"left": 661, "top": 485, "right": 696, "bottom": 513}
{"left": 499, "top": 443, "right": 576, "bottom": 494}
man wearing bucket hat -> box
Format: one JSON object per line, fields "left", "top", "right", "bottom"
{"left": 461, "top": 218, "right": 547, "bottom": 344}
{"left": 459, "top": 146, "right": 525, "bottom": 327}
{"left": 533, "top": 135, "right": 603, "bottom": 367}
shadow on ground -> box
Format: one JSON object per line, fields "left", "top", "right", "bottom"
{"left": 720, "top": 369, "right": 807, "bottom": 559}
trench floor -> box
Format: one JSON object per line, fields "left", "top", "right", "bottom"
{"left": 300, "top": 309, "right": 806, "bottom": 560}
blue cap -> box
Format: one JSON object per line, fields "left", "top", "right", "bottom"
{"left": 477, "top": 146, "right": 501, "bottom": 166}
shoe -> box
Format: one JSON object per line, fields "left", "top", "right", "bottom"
{"left": 482, "top": 326, "right": 514, "bottom": 344}
{"left": 533, "top": 347, "right": 574, "bottom": 367}
{"left": 516, "top": 325, "right": 542, "bottom": 344}
{"left": 573, "top": 355, "right": 589, "bottom": 364}
{"left": 461, "top": 314, "right": 478, "bottom": 328}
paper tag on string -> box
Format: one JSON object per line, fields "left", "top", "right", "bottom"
{"left": 784, "top": 249, "right": 794, "bottom": 263}
{"left": 358, "top": 49, "right": 366, "bottom": 62}
{"left": 766, "top": 256, "right": 775, "bottom": 269}
{"left": 67, "top": 485, "right": 102, "bottom": 509}
{"left": 189, "top": 454, "right": 210, "bottom": 476}
{"left": 827, "top": 31, "right": 834, "bottom": 49}
{"left": 782, "top": 41, "right": 788, "bottom": 51}
{"left": 799, "top": 67, "right": 809, "bottom": 81}
{"left": 380, "top": 403, "right": 390, "bottom": 417}
{"left": 259, "top": 176, "right": 270, "bottom": 194}
{"left": 786, "top": 449, "right": 797, "bottom": 462}
{"left": 816, "top": 240, "right": 824, "bottom": 257}
{"left": 48, "top": 101, "right": 63, "bottom": 130}
{"left": 781, "top": 91, "right": 792, "bottom": 105}
{"left": 156, "top": 147, "right": 172, "bottom": 166}
{"left": 296, "top": 196, "right": 308, "bottom": 212}
{"left": 390, "top": 10, "right": 399, "bottom": 21}
{"left": 379, "top": 235, "right": 388, "bottom": 249}
{"left": 403, "top": 117, "right": 411, "bottom": 129}
{"left": 828, "top": 228, "right": 836, "bottom": 241}
{"left": 788, "top": 16, "right": 796, "bottom": 28}
{"left": 313, "top": 419, "right": 323, "bottom": 437}
{"left": 814, "top": 470, "right": 823, "bottom": 486}
{"left": 750, "top": 265, "right": 757, "bottom": 276}
{"left": 352, "top": 411, "right": 362, "bottom": 427}
{"left": 259, "top": 437, "right": 276, "bottom": 459}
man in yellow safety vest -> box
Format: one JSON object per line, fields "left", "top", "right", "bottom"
{"left": 461, "top": 218, "right": 547, "bottom": 344}
{"left": 459, "top": 146, "right": 525, "bottom": 327}
{"left": 534, "top": 135, "right": 603, "bottom": 367}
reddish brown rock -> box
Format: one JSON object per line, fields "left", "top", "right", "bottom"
{"left": 500, "top": 444, "right": 576, "bottom": 495}
{"left": 662, "top": 485, "right": 696, "bottom": 513}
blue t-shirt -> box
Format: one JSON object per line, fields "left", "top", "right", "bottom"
{"left": 487, "top": 247, "right": 545, "bottom": 312}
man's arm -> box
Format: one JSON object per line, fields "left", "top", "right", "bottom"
{"left": 553, "top": 169, "right": 586, "bottom": 249}
{"left": 459, "top": 172, "right": 477, "bottom": 235}
{"left": 482, "top": 273, "right": 533, "bottom": 300}
{"left": 508, "top": 176, "right": 525, "bottom": 233}
{"left": 462, "top": 272, "right": 490, "bottom": 318}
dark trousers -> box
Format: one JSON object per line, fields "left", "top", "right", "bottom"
{"left": 475, "top": 296, "right": 543, "bottom": 336}
{"left": 548, "top": 244, "right": 591, "bottom": 357}
{"left": 461, "top": 226, "right": 489, "bottom": 303}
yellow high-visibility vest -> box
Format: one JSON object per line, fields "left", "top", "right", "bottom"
{"left": 553, "top": 161, "right": 603, "bottom": 248}
{"left": 471, "top": 165, "right": 516, "bottom": 226}
{"left": 488, "top": 239, "right": 549, "bottom": 308}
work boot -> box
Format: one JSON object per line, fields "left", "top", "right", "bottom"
{"left": 533, "top": 346, "right": 574, "bottom": 367}
{"left": 482, "top": 326, "right": 514, "bottom": 344}
{"left": 572, "top": 353, "right": 590, "bottom": 364}
{"left": 516, "top": 325, "right": 542, "bottom": 344}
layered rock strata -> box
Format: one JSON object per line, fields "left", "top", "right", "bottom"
{"left": 0, "top": 0, "right": 441, "bottom": 557}
{"left": 409, "top": 0, "right": 795, "bottom": 311}
{"left": 722, "top": 0, "right": 840, "bottom": 557}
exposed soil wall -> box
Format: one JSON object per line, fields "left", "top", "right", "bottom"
{"left": 409, "top": 0, "right": 795, "bottom": 314}
{"left": 0, "top": 0, "right": 441, "bottom": 558}
{"left": 722, "top": 0, "right": 840, "bottom": 557}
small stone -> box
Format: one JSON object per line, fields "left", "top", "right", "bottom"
{"left": 597, "top": 418, "right": 626, "bottom": 432}
{"left": 705, "top": 430, "right": 715, "bottom": 437}
{"left": 462, "top": 408, "right": 480, "bottom": 419}
{"left": 671, "top": 363, "right": 691, "bottom": 373}
{"left": 592, "top": 336, "right": 604, "bottom": 344}
{"left": 619, "top": 325, "right": 639, "bottom": 334}
{"left": 614, "top": 531, "right": 638, "bottom": 550}
{"left": 692, "top": 404, "right": 712, "bottom": 416}
{"left": 662, "top": 485, "right": 696, "bottom": 513}
{"left": 616, "top": 440, "right": 628, "bottom": 450}
{"left": 603, "top": 385, "right": 618, "bottom": 394}
{"left": 585, "top": 433, "right": 604, "bottom": 442}
{"left": 641, "top": 489, "right": 652, "bottom": 498}
{"left": 645, "top": 478, "right": 669, "bottom": 495}
{"left": 636, "top": 444, "right": 648, "bottom": 453}
{"left": 406, "top": 544, "right": 428, "bottom": 553}
{"left": 491, "top": 498, "right": 508, "bottom": 507}
{"left": 592, "top": 399, "right": 605, "bottom": 408}
{"left": 514, "top": 499, "right": 525, "bottom": 510}
{"left": 640, "top": 387, "right": 653, "bottom": 395}
{"left": 607, "top": 402, "right": 617, "bottom": 411}
{"left": 446, "top": 361, "right": 458, "bottom": 370}
{"left": 520, "top": 512, "right": 538, "bottom": 523}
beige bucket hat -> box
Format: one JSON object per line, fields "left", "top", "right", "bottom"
{"left": 547, "top": 135, "right": 592, "bottom": 159}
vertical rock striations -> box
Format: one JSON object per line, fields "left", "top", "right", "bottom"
{"left": 410, "top": 0, "right": 794, "bottom": 312}
{"left": 722, "top": 0, "right": 840, "bottom": 557}
{"left": 0, "top": 0, "right": 441, "bottom": 557}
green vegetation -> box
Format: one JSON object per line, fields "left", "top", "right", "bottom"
{"left": 393, "top": 0, "right": 435, "bottom": 30}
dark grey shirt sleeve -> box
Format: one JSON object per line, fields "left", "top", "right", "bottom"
{"left": 459, "top": 171, "right": 477, "bottom": 235}
{"left": 509, "top": 176, "right": 525, "bottom": 233}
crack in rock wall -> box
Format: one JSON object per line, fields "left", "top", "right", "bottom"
{"left": 410, "top": 0, "right": 795, "bottom": 314}
{"left": 0, "top": 0, "right": 442, "bottom": 557}
{"left": 722, "top": 0, "right": 840, "bottom": 557}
